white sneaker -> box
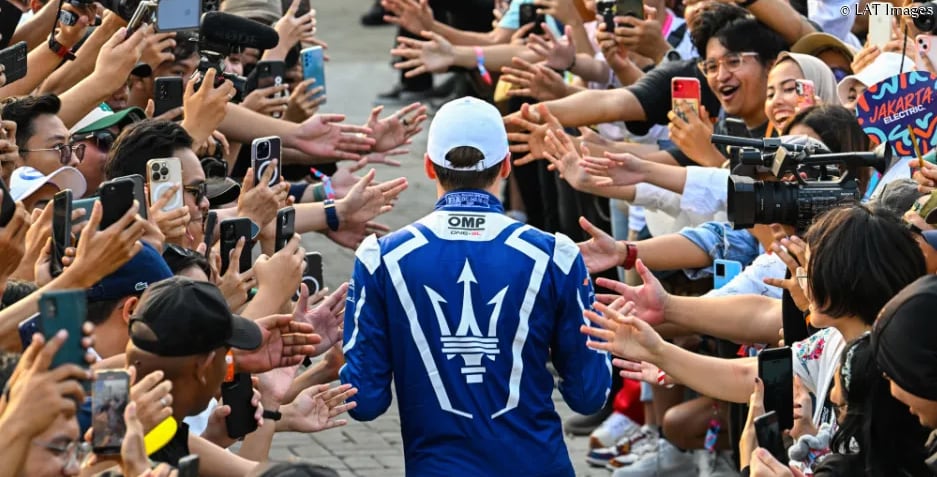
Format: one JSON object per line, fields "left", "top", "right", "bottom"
{"left": 605, "top": 426, "right": 659, "bottom": 470}
{"left": 611, "top": 439, "right": 696, "bottom": 477}
{"left": 696, "top": 450, "right": 740, "bottom": 477}
{"left": 589, "top": 412, "right": 640, "bottom": 449}
{"left": 585, "top": 420, "right": 646, "bottom": 467}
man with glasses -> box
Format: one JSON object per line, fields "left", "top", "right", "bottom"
{"left": 70, "top": 106, "right": 146, "bottom": 195}
{"left": 1, "top": 95, "right": 83, "bottom": 176}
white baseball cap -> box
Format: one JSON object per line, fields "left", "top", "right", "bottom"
{"left": 427, "top": 96, "right": 509, "bottom": 171}
{"left": 837, "top": 52, "right": 916, "bottom": 104}
{"left": 10, "top": 166, "right": 87, "bottom": 201}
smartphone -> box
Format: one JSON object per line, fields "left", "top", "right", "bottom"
{"left": 0, "top": 41, "right": 27, "bottom": 86}
{"left": 615, "top": 0, "right": 644, "bottom": 19}
{"left": 221, "top": 372, "right": 258, "bottom": 439}
{"left": 300, "top": 46, "right": 326, "bottom": 104}
{"left": 724, "top": 117, "right": 751, "bottom": 138}
{"left": 918, "top": 35, "right": 937, "bottom": 71}
{"left": 72, "top": 197, "right": 98, "bottom": 225}
{"left": 203, "top": 210, "right": 218, "bottom": 254}
{"left": 156, "top": 0, "right": 201, "bottom": 32}
{"left": 303, "top": 252, "right": 323, "bottom": 295}
{"left": 126, "top": 0, "right": 157, "bottom": 36}
{"left": 251, "top": 136, "right": 282, "bottom": 187}
{"left": 754, "top": 411, "right": 788, "bottom": 464}
{"left": 758, "top": 346, "right": 794, "bottom": 431}
{"left": 254, "top": 61, "right": 287, "bottom": 119}
{"left": 99, "top": 178, "right": 136, "bottom": 229}
{"left": 671, "top": 77, "right": 701, "bottom": 122}
{"left": 177, "top": 455, "right": 200, "bottom": 477}
{"left": 17, "top": 313, "right": 39, "bottom": 349}
{"left": 795, "top": 79, "right": 816, "bottom": 110}
{"left": 868, "top": 2, "right": 893, "bottom": 48}
{"left": 0, "top": 0, "right": 24, "bottom": 49}
{"left": 0, "top": 176, "right": 16, "bottom": 227}
{"left": 92, "top": 369, "right": 131, "bottom": 455}
{"left": 275, "top": 207, "right": 295, "bottom": 251}
{"left": 147, "top": 158, "right": 183, "bottom": 212}
{"left": 125, "top": 174, "right": 148, "bottom": 219}
{"left": 220, "top": 218, "right": 252, "bottom": 274}
{"left": 38, "top": 289, "right": 88, "bottom": 372}
{"left": 713, "top": 259, "right": 742, "bottom": 289}
{"left": 153, "top": 77, "right": 184, "bottom": 118}
{"left": 51, "top": 190, "right": 73, "bottom": 278}
{"left": 518, "top": 3, "right": 545, "bottom": 35}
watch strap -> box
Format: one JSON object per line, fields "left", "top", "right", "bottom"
{"left": 324, "top": 199, "right": 340, "bottom": 231}
{"left": 48, "top": 37, "right": 76, "bottom": 61}
{"left": 262, "top": 409, "right": 282, "bottom": 421}
{"left": 621, "top": 243, "right": 638, "bottom": 270}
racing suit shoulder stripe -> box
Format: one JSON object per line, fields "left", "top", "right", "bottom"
{"left": 355, "top": 234, "right": 383, "bottom": 274}
{"left": 552, "top": 233, "right": 580, "bottom": 275}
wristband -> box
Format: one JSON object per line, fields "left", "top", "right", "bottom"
{"left": 262, "top": 409, "right": 282, "bottom": 421}
{"left": 657, "top": 370, "right": 675, "bottom": 389}
{"left": 474, "top": 47, "right": 493, "bottom": 85}
{"left": 324, "top": 199, "right": 340, "bottom": 231}
{"left": 311, "top": 183, "right": 326, "bottom": 202}
{"left": 620, "top": 243, "right": 638, "bottom": 270}
{"left": 310, "top": 168, "right": 335, "bottom": 200}
{"left": 48, "top": 37, "right": 76, "bottom": 61}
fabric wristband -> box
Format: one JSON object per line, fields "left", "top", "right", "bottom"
{"left": 311, "top": 183, "right": 326, "bottom": 202}
{"left": 657, "top": 370, "right": 675, "bottom": 389}
{"left": 475, "top": 47, "right": 493, "bottom": 85}
{"left": 262, "top": 409, "right": 282, "bottom": 421}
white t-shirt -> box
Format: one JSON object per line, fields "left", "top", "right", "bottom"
{"left": 791, "top": 327, "right": 845, "bottom": 427}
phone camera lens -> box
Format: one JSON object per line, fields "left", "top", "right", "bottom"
{"left": 152, "top": 172, "right": 160, "bottom": 181}
{"left": 160, "top": 167, "right": 169, "bottom": 176}
{"left": 258, "top": 142, "right": 270, "bottom": 159}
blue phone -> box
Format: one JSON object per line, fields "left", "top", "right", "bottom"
{"left": 713, "top": 259, "right": 742, "bottom": 289}
{"left": 18, "top": 313, "right": 40, "bottom": 349}
{"left": 38, "top": 289, "right": 88, "bottom": 372}
{"left": 301, "top": 46, "right": 325, "bottom": 104}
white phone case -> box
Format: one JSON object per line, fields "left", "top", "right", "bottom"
{"left": 146, "top": 158, "right": 184, "bottom": 212}
{"left": 918, "top": 34, "right": 937, "bottom": 69}
{"left": 868, "top": 2, "right": 893, "bottom": 48}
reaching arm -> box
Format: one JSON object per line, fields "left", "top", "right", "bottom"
{"left": 188, "top": 433, "right": 258, "bottom": 477}
{"left": 653, "top": 343, "right": 758, "bottom": 403}
{"left": 10, "top": 0, "right": 59, "bottom": 50}
{"left": 0, "top": 41, "right": 64, "bottom": 97}
{"left": 538, "top": 88, "right": 642, "bottom": 128}
{"left": 433, "top": 24, "right": 515, "bottom": 46}
{"left": 664, "top": 293, "right": 783, "bottom": 345}
{"left": 40, "top": 13, "right": 124, "bottom": 96}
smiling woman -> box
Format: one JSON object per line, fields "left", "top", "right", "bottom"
{"left": 764, "top": 52, "right": 840, "bottom": 133}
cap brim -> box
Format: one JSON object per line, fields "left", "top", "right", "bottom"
{"left": 225, "top": 314, "right": 263, "bottom": 351}
{"left": 207, "top": 177, "right": 241, "bottom": 207}
{"left": 47, "top": 167, "right": 88, "bottom": 199}
{"left": 74, "top": 107, "right": 146, "bottom": 135}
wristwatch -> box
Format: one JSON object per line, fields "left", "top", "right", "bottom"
{"left": 262, "top": 409, "right": 282, "bottom": 421}
{"left": 324, "top": 199, "right": 340, "bottom": 231}
{"left": 48, "top": 37, "right": 76, "bottom": 61}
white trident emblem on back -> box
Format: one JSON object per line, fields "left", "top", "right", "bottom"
{"left": 424, "top": 259, "right": 509, "bottom": 384}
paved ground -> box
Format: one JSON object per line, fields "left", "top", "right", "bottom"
{"left": 281, "top": 2, "right": 605, "bottom": 475}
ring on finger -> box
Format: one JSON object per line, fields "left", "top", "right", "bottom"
{"left": 160, "top": 396, "right": 171, "bottom": 407}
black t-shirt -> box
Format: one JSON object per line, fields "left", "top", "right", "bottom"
{"left": 150, "top": 421, "right": 190, "bottom": 467}
{"left": 666, "top": 119, "right": 770, "bottom": 167}
{"left": 623, "top": 59, "right": 721, "bottom": 136}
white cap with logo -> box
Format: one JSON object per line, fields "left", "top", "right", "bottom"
{"left": 10, "top": 166, "right": 87, "bottom": 201}
{"left": 427, "top": 97, "right": 509, "bottom": 171}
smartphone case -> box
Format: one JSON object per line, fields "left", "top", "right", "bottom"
{"left": 301, "top": 46, "right": 326, "bottom": 103}
{"left": 51, "top": 190, "right": 73, "bottom": 278}
{"left": 275, "top": 207, "right": 295, "bottom": 251}
{"left": 203, "top": 210, "right": 218, "bottom": 253}
{"left": 795, "top": 79, "right": 816, "bottom": 110}
{"left": 713, "top": 259, "right": 742, "bottom": 289}
{"left": 92, "top": 370, "right": 130, "bottom": 454}
{"left": 758, "top": 347, "right": 794, "bottom": 431}
{"left": 147, "top": 158, "right": 184, "bottom": 212}
{"left": 99, "top": 179, "right": 136, "bottom": 229}
{"left": 221, "top": 373, "right": 258, "bottom": 439}
{"left": 754, "top": 411, "right": 788, "bottom": 464}
{"left": 255, "top": 61, "right": 287, "bottom": 118}
{"left": 125, "top": 174, "right": 148, "bottom": 219}
{"left": 868, "top": 2, "right": 893, "bottom": 48}
{"left": 38, "top": 290, "right": 88, "bottom": 371}
{"left": 220, "top": 218, "right": 252, "bottom": 274}
{"left": 0, "top": 41, "right": 27, "bottom": 85}
{"left": 303, "top": 252, "right": 323, "bottom": 295}
{"left": 671, "top": 77, "right": 701, "bottom": 121}
{"left": 918, "top": 35, "right": 937, "bottom": 70}
{"left": 153, "top": 77, "right": 184, "bottom": 117}
{"left": 251, "top": 136, "right": 282, "bottom": 187}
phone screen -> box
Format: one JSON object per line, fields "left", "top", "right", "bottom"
{"left": 754, "top": 411, "right": 787, "bottom": 464}
{"left": 52, "top": 191, "right": 72, "bottom": 277}
{"left": 92, "top": 370, "right": 130, "bottom": 454}
{"left": 156, "top": 0, "right": 201, "bottom": 31}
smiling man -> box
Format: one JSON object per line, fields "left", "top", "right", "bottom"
{"left": 2, "top": 95, "right": 82, "bottom": 176}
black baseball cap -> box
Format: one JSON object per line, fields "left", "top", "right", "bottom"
{"left": 872, "top": 274, "right": 937, "bottom": 400}
{"left": 129, "top": 276, "right": 262, "bottom": 357}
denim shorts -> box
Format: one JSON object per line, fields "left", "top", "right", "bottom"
{"left": 678, "top": 221, "right": 761, "bottom": 280}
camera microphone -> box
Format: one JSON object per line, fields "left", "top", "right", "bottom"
{"left": 199, "top": 12, "right": 279, "bottom": 51}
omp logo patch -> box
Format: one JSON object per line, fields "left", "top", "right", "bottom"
{"left": 446, "top": 214, "right": 486, "bottom": 237}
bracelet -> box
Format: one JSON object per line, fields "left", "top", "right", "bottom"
{"left": 324, "top": 199, "right": 340, "bottom": 231}
{"left": 311, "top": 183, "right": 326, "bottom": 202}
{"left": 620, "top": 243, "right": 638, "bottom": 270}
{"left": 474, "top": 46, "right": 493, "bottom": 85}
{"left": 48, "top": 37, "right": 76, "bottom": 61}
{"left": 262, "top": 409, "right": 282, "bottom": 421}
{"left": 657, "top": 370, "right": 675, "bottom": 389}
{"left": 310, "top": 168, "right": 335, "bottom": 200}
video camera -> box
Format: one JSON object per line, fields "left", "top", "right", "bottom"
{"left": 194, "top": 12, "right": 279, "bottom": 104}
{"left": 712, "top": 134, "right": 890, "bottom": 231}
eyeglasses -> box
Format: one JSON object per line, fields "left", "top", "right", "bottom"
{"left": 20, "top": 143, "right": 85, "bottom": 164}
{"left": 697, "top": 52, "right": 760, "bottom": 77}
{"left": 75, "top": 130, "right": 116, "bottom": 152}
{"left": 184, "top": 182, "right": 207, "bottom": 204}
{"left": 33, "top": 440, "right": 91, "bottom": 468}
{"left": 795, "top": 266, "right": 809, "bottom": 293}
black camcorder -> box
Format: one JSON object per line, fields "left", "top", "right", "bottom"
{"left": 913, "top": 1, "right": 937, "bottom": 33}
{"left": 712, "top": 134, "right": 889, "bottom": 232}
{"left": 67, "top": 0, "right": 140, "bottom": 21}
{"left": 194, "top": 12, "right": 279, "bottom": 104}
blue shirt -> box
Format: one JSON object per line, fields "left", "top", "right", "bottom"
{"left": 340, "top": 190, "right": 611, "bottom": 477}
{"left": 499, "top": 0, "right": 563, "bottom": 37}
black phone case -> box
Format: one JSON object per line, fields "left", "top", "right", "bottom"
{"left": 518, "top": 4, "right": 544, "bottom": 35}
{"left": 0, "top": 176, "right": 16, "bottom": 226}
{"left": 0, "top": 41, "right": 27, "bottom": 85}
{"left": 51, "top": 190, "right": 73, "bottom": 278}
{"left": 304, "top": 253, "right": 323, "bottom": 294}
{"left": 18, "top": 314, "right": 39, "bottom": 349}
{"left": 758, "top": 347, "right": 794, "bottom": 431}
{"left": 0, "top": 0, "right": 23, "bottom": 49}
{"left": 99, "top": 180, "right": 136, "bottom": 229}
{"left": 275, "top": 207, "right": 295, "bottom": 251}
{"left": 153, "top": 77, "right": 184, "bottom": 117}
{"left": 221, "top": 373, "right": 258, "bottom": 439}
{"left": 220, "top": 219, "right": 252, "bottom": 275}
{"left": 754, "top": 411, "right": 788, "bottom": 464}
{"left": 203, "top": 210, "right": 218, "bottom": 256}
{"left": 124, "top": 175, "right": 148, "bottom": 219}
{"left": 177, "top": 455, "right": 200, "bottom": 477}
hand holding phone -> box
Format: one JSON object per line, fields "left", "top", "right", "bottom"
{"left": 0, "top": 41, "right": 27, "bottom": 86}
{"left": 671, "top": 77, "right": 701, "bottom": 122}
{"left": 220, "top": 218, "right": 253, "bottom": 274}
{"left": 518, "top": 3, "right": 545, "bottom": 36}
{"left": 51, "top": 190, "right": 73, "bottom": 278}
{"left": 38, "top": 290, "right": 89, "bottom": 372}
{"left": 301, "top": 46, "right": 326, "bottom": 104}
{"left": 99, "top": 178, "right": 137, "bottom": 230}
{"left": 147, "top": 158, "right": 184, "bottom": 212}
{"left": 92, "top": 370, "right": 131, "bottom": 455}
{"left": 758, "top": 347, "right": 794, "bottom": 431}
{"left": 794, "top": 79, "right": 816, "bottom": 110}
{"left": 275, "top": 207, "right": 295, "bottom": 251}
{"left": 221, "top": 373, "right": 258, "bottom": 439}
{"left": 251, "top": 136, "right": 282, "bottom": 187}
{"left": 754, "top": 410, "right": 788, "bottom": 464}
{"left": 153, "top": 77, "right": 184, "bottom": 118}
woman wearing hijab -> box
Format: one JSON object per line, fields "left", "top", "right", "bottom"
{"left": 765, "top": 52, "right": 841, "bottom": 136}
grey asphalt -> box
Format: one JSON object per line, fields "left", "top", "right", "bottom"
{"left": 285, "top": 2, "right": 603, "bottom": 475}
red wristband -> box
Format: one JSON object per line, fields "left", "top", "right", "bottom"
{"left": 48, "top": 38, "right": 75, "bottom": 61}
{"left": 620, "top": 243, "right": 638, "bottom": 270}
